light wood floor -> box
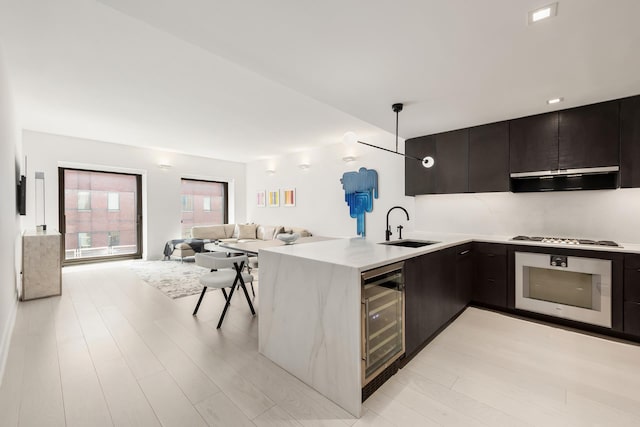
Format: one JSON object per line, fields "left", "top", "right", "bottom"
{"left": 1, "top": 262, "right": 640, "bottom": 426}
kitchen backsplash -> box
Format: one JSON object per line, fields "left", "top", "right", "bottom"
{"left": 414, "top": 188, "right": 640, "bottom": 244}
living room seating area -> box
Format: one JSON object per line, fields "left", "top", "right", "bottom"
{"left": 166, "top": 223, "right": 312, "bottom": 261}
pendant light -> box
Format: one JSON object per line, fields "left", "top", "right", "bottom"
{"left": 344, "top": 103, "right": 434, "bottom": 168}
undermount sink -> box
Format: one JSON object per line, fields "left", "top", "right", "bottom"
{"left": 379, "top": 239, "right": 440, "bottom": 248}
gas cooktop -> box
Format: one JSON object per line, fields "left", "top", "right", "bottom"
{"left": 512, "top": 235, "right": 620, "bottom": 247}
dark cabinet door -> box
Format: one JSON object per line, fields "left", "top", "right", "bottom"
{"left": 454, "top": 244, "right": 473, "bottom": 314}
{"left": 472, "top": 243, "right": 507, "bottom": 308}
{"left": 510, "top": 112, "right": 559, "bottom": 173}
{"left": 404, "top": 254, "right": 427, "bottom": 356}
{"left": 469, "top": 122, "right": 510, "bottom": 192}
{"left": 558, "top": 101, "right": 620, "bottom": 170}
{"left": 435, "top": 129, "right": 469, "bottom": 194}
{"left": 624, "top": 302, "right": 640, "bottom": 336}
{"left": 621, "top": 96, "right": 640, "bottom": 188}
{"left": 405, "top": 136, "right": 436, "bottom": 196}
{"left": 404, "top": 250, "right": 456, "bottom": 357}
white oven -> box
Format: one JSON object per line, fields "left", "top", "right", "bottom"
{"left": 515, "top": 252, "right": 611, "bottom": 328}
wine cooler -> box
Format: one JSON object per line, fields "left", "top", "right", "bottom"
{"left": 361, "top": 261, "right": 405, "bottom": 388}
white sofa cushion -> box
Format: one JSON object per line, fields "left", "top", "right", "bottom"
{"left": 192, "top": 225, "right": 227, "bottom": 240}
{"left": 236, "top": 224, "right": 257, "bottom": 240}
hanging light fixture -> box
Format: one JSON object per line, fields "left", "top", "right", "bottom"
{"left": 343, "top": 103, "right": 434, "bottom": 168}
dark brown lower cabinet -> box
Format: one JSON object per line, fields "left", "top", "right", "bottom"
{"left": 472, "top": 243, "right": 507, "bottom": 308}
{"left": 454, "top": 244, "right": 473, "bottom": 313}
{"left": 404, "top": 245, "right": 471, "bottom": 358}
{"left": 624, "top": 302, "right": 640, "bottom": 336}
{"left": 623, "top": 254, "right": 640, "bottom": 336}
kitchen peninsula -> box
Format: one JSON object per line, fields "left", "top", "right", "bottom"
{"left": 258, "top": 237, "right": 457, "bottom": 417}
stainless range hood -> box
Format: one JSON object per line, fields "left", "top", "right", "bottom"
{"left": 510, "top": 166, "right": 619, "bottom": 192}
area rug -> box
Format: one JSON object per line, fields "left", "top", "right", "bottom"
{"left": 128, "top": 259, "right": 206, "bottom": 299}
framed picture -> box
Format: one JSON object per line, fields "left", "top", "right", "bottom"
{"left": 268, "top": 189, "right": 280, "bottom": 207}
{"left": 256, "top": 190, "right": 266, "bottom": 207}
{"left": 282, "top": 188, "right": 296, "bottom": 207}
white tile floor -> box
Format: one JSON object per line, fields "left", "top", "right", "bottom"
{"left": 1, "top": 262, "right": 640, "bottom": 426}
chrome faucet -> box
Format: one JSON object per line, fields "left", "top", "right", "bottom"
{"left": 385, "top": 206, "right": 410, "bottom": 241}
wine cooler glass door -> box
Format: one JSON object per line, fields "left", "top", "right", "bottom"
{"left": 361, "top": 262, "right": 405, "bottom": 386}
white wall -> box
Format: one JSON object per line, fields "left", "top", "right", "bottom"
{"left": 0, "top": 45, "right": 20, "bottom": 386}
{"left": 246, "top": 132, "right": 415, "bottom": 242}
{"left": 22, "top": 130, "right": 247, "bottom": 260}
{"left": 414, "top": 189, "right": 640, "bottom": 243}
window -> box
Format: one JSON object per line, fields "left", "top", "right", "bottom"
{"left": 107, "top": 231, "right": 120, "bottom": 246}
{"left": 181, "top": 195, "right": 194, "bottom": 212}
{"left": 60, "top": 168, "right": 142, "bottom": 265}
{"left": 78, "top": 232, "right": 92, "bottom": 248}
{"left": 107, "top": 192, "right": 120, "bottom": 211}
{"left": 180, "top": 178, "right": 228, "bottom": 238}
{"left": 77, "top": 191, "right": 91, "bottom": 210}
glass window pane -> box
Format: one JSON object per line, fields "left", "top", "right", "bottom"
{"left": 180, "top": 179, "right": 227, "bottom": 238}
{"left": 62, "top": 169, "right": 140, "bottom": 262}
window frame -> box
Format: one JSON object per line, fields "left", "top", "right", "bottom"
{"left": 180, "top": 178, "right": 229, "bottom": 238}
{"left": 59, "top": 167, "right": 143, "bottom": 266}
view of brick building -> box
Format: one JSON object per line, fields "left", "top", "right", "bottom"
{"left": 63, "top": 169, "right": 139, "bottom": 260}
{"left": 180, "top": 179, "right": 227, "bottom": 238}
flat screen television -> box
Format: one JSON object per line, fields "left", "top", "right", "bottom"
{"left": 17, "top": 175, "right": 26, "bottom": 215}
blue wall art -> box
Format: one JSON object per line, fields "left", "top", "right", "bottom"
{"left": 340, "top": 167, "right": 378, "bottom": 237}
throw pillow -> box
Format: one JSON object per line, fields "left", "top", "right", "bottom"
{"left": 257, "top": 225, "right": 276, "bottom": 241}
{"left": 237, "top": 224, "right": 257, "bottom": 240}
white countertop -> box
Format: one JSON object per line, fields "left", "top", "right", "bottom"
{"left": 261, "top": 231, "right": 640, "bottom": 271}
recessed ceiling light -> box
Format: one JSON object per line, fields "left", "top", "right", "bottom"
{"left": 547, "top": 97, "right": 564, "bottom": 105}
{"left": 528, "top": 2, "right": 558, "bottom": 24}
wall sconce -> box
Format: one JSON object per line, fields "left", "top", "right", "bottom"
{"left": 342, "top": 156, "right": 356, "bottom": 163}
{"left": 343, "top": 104, "right": 433, "bottom": 168}
{"left": 158, "top": 163, "right": 172, "bottom": 170}
{"left": 266, "top": 169, "right": 276, "bottom": 175}
{"left": 299, "top": 163, "right": 310, "bottom": 171}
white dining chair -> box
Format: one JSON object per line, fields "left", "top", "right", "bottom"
{"left": 193, "top": 252, "right": 256, "bottom": 328}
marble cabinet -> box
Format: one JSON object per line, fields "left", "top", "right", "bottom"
{"left": 22, "top": 230, "right": 62, "bottom": 300}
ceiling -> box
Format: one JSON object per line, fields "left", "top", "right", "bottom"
{"left": 1, "top": 0, "right": 640, "bottom": 163}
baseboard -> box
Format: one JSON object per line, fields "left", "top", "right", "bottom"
{"left": 0, "top": 298, "right": 18, "bottom": 388}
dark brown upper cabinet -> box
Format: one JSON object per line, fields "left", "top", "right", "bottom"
{"left": 558, "top": 101, "right": 619, "bottom": 170}
{"left": 434, "top": 129, "right": 469, "bottom": 194}
{"left": 405, "top": 135, "right": 436, "bottom": 196}
{"left": 469, "top": 122, "right": 510, "bottom": 192}
{"left": 621, "top": 95, "right": 640, "bottom": 188}
{"left": 509, "top": 112, "right": 559, "bottom": 173}
{"left": 405, "top": 130, "right": 468, "bottom": 195}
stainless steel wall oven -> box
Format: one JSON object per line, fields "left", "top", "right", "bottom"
{"left": 515, "top": 252, "right": 612, "bottom": 328}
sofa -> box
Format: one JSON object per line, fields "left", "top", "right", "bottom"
{"left": 168, "top": 223, "right": 312, "bottom": 261}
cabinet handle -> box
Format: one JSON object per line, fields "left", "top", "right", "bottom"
{"left": 364, "top": 299, "right": 370, "bottom": 366}
{"left": 487, "top": 279, "right": 496, "bottom": 283}
{"left": 459, "top": 250, "right": 470, "bottom": 256}
{"left": 487, "top": 253, "right": 495, "bottom": 257}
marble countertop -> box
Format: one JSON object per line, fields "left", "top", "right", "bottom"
{"left": 261, "top": 231, "right": 640, "bottom": 271}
